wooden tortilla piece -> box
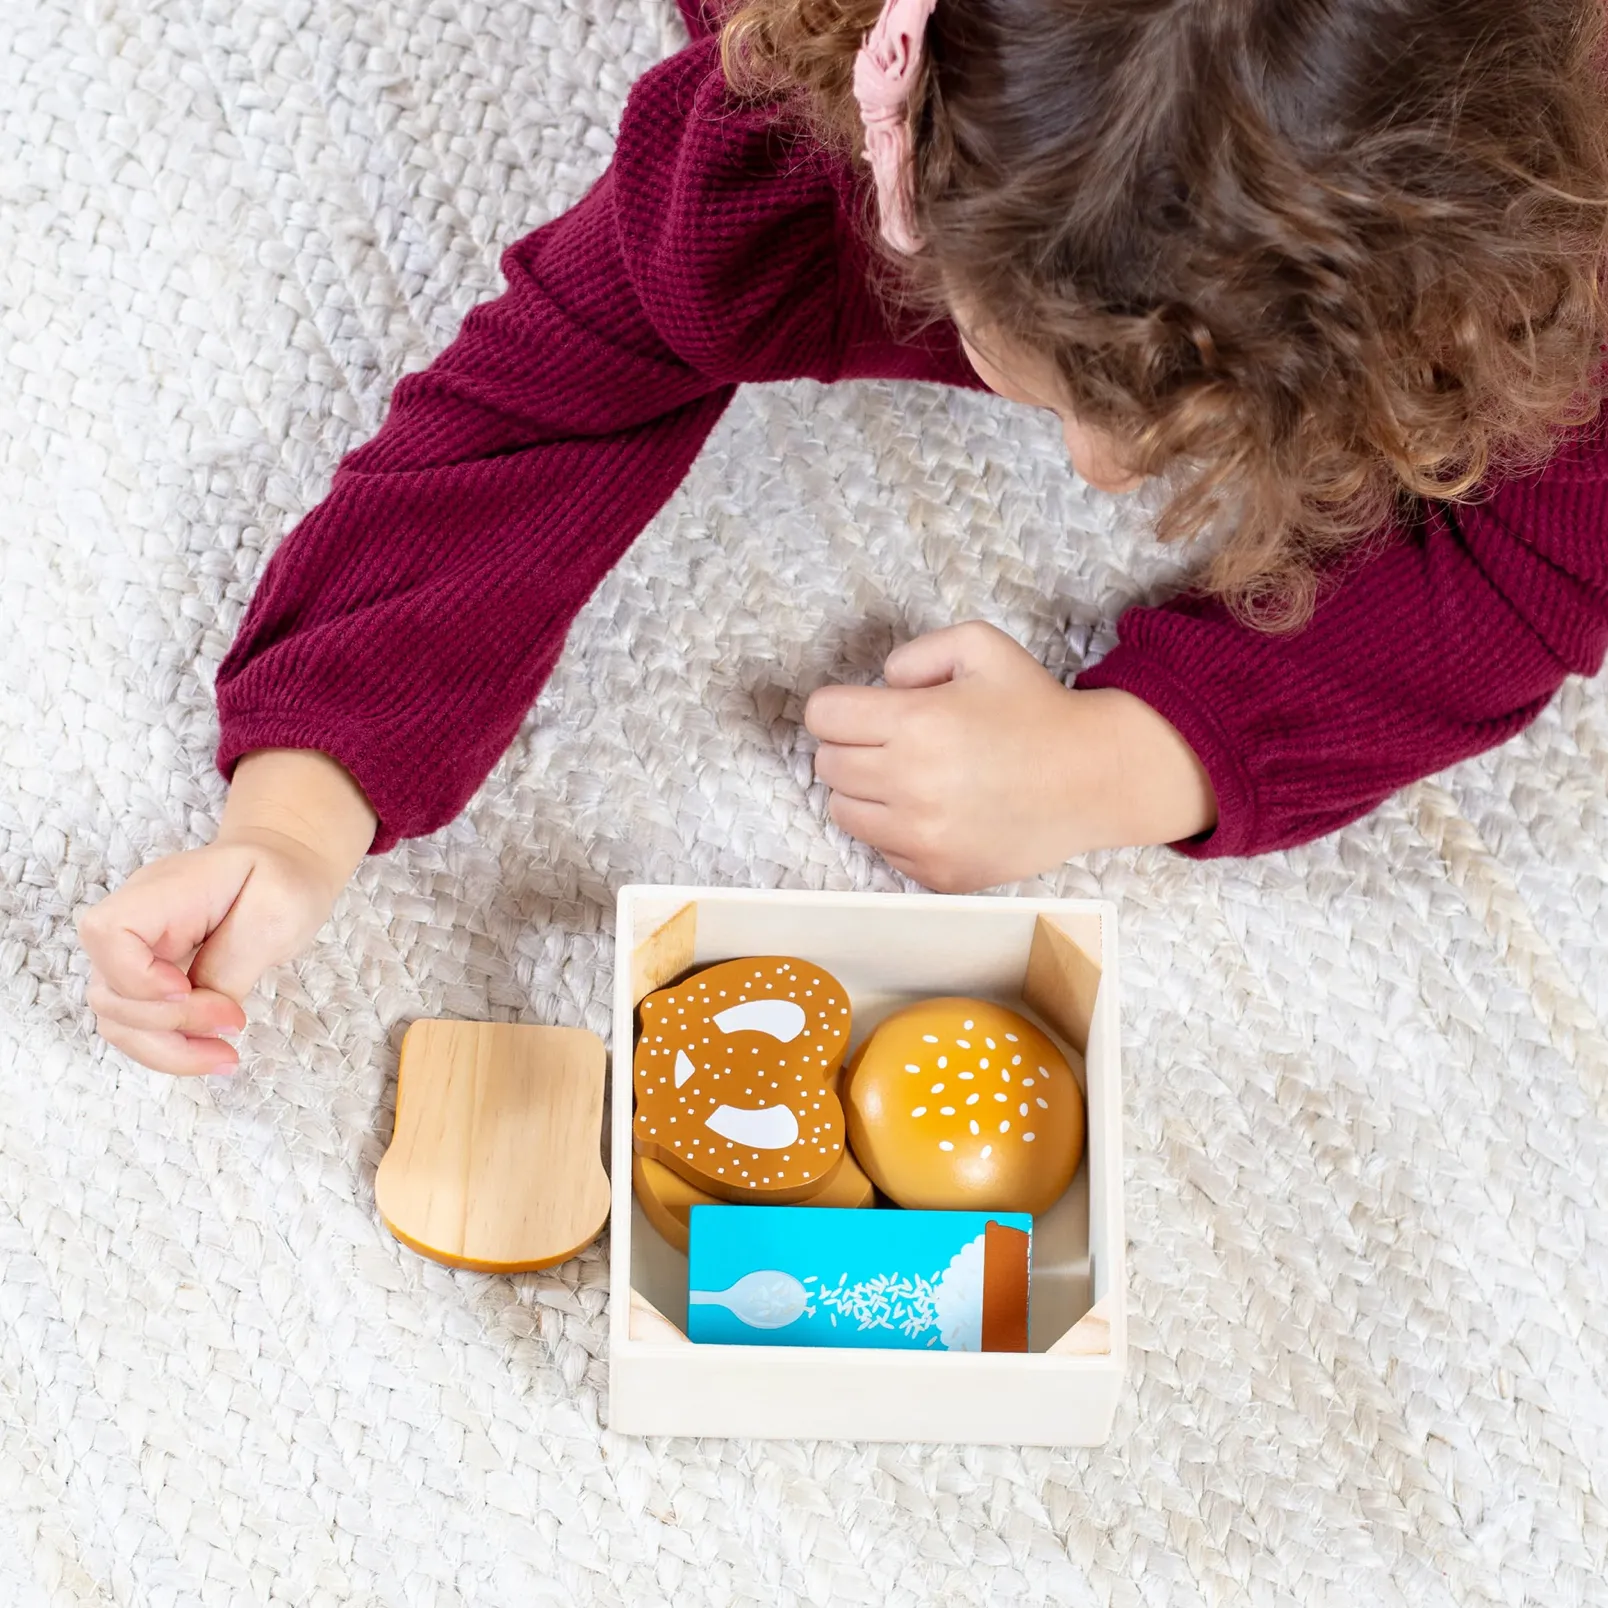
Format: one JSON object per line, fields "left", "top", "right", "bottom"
{"left": 375, "top": 1019, "right": 610, "bottom": 1272}
{"left": 632, "top": 1148, "right": 876, "bottom": 1254}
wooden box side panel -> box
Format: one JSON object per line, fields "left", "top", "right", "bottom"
{"left": 609, "top": 1343, "right": 1123, "bottom": 1447}
{"left": 1070, "top": 913, "right": 1125, "bottom": 1359}
{"left": 688, "top": 894, "right": 1038, "bottom": 1010}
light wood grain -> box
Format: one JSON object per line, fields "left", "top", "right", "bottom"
{"left": 1046, "top": 1293, "right": 1115, "bottom": 1357}
{"left": 631, "top": 900, "right": 696, "bottom": 1007}
{"left": 1022, "top": 914, "right": 1101, "bottom": 1059}
{"left": 375, "top": 1019, "right": 610, "bottom": 1272}
{"left": 628, "top": 1290, "right": 691, "bottom": 1346}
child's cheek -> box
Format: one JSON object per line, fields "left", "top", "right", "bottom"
{"left": 1062, "top": 418, "right": 1144, "bottom": 493}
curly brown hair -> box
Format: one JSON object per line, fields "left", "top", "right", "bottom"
{"left": 717, "top": 0, "right": 1608, "bottom": 627}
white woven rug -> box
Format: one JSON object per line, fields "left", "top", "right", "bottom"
{"left": 5, "top": 2, "right": 1607, "bottom": 1603}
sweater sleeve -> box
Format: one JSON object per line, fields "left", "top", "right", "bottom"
{"left": 1075, "top": 415, "right": 1608, "bottom": 856}
{"left": 213, "top": 38, "right": 953, "bottom": 854}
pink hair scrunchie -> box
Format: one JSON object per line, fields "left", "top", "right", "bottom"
{"left": 853, "top": 0, "right": 939, "bottom": 253}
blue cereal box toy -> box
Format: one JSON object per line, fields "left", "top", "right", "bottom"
{"left": 687, "top": 1205, "right": 1032, "bottom": 1351}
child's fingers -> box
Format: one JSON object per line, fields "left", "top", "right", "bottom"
{"left": 803, "top": 683, "right": 903, "bottom": 745}
{"left": 882, "top": 852, "right": 923, "bottom": 884}
{"left": 92, "top": 1015, "right": 240, "bottom": 1078}
{"left": 825, "top": 792, "right": 907, "bottom": 855}
{"left": 86, "top": 971, "right": 245, "bottom": 1038}
{"left": 883, "top": 620, "right": 1011, "bottom": 689}
{"left": 813, "top": 742, "right": 891, "bottom": 803}
{"left": 76, "top": 902, "right": 198, "bottom": 1002}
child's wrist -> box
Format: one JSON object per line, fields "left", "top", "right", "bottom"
{"left": 219, "top": 748, "right": 379, "bottom": 887}
{"left": 1079, "top": 687, "right": 1218, "bottom": 848}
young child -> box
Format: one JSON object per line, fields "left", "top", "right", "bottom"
{"left": 79, "top": 0, "right": 1608, "bottom": 1079}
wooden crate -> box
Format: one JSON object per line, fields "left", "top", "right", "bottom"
{"left": 607, "top": 886, "right": 1125, "bottom": 1446}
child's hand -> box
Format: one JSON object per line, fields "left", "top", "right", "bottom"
{"left": 804, "top": 621, "right": 1216, "bottom": 891}
{"left": 76, "top": 830, "right": 347, "bottom": 1078}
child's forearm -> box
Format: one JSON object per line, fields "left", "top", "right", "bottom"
{"left": 218, "top": 748, "right": 379, "bottom": 888}
{"left": 1090, "top": 688, "right": 1218, "bottom": 849}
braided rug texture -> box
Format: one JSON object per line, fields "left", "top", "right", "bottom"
{"left": 5, "top": 2, "right": 1608, "bottom": 1604}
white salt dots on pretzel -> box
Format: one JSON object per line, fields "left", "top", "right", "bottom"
{"left": 843, "top": 997, "right": 1086, "bottom": 1215}
{"left": 632, "top": 956, "right": 852, "bottom": 1203}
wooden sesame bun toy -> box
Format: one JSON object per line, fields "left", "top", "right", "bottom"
{"left": 631, "top": 1148, "right": 876, "bottom": 1254}
{"left": 633, "top": 956, "right": 853, "bottom": 1203}
{"left": 842, "top": 999, "right": 1084, "bottom": 1215}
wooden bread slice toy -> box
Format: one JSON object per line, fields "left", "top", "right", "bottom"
{"left": 633, "top": 956, "right": 852, "bottom": 1203}
{"left": 376, "top": 1019, "right": 610, "bottom": 1272}
{"left": 632, "top": 1147, "right": 876, "bottom": 1254}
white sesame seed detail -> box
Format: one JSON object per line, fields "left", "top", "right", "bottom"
{"left": 956, "top": 1039, "right": 971, "bottom": 1049}
{"left": 937, "top": 1056, "right": 948, "bottom": 1069}
{"left": 969, "top": 1120, "right": 979, "bottom": 1135}
{"left": 999, "top": 1120, "right": 1011, "bottom": 1134}
{"left": 1005, "top": 1033, "right": 1019, "bottom": 1043}
{"left": 904, "top": 1063, "right": 921, "bottom": 1073}
{"left": 922, "top": 1034, "right": 939, "bottom": 1044}
{"left": 912, "top": 1107, "right": 927, "bottom": 1118}
{"left": 1019, "top": 1103, "right": 1030, "bottom": 1116}
{"left": 981, "top": 1145, "right": 993, "bottom": 1159}
{"left": 1036, "top": 1097, "right": 1049, "bottom": 1109}
{"left": 939, "top": 1141, "right": 954, "bottom": 1152}
{"left": 940, "top": 1106, "right": 956, "bottom": 1117}
{"left": 1023, "top": 1133, "right": 1036, "bottom": 1143}
{"left": 931, "top": 1083, "right": 945, "bottom": 1094}
{"left": 966, "top": 1094, "right": 979, "bottom": 1106}
{"left": 962, "top": 1019, "right": 974, "bottom": 1030}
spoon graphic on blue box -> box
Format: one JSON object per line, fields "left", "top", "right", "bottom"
{"left": 688, "top": 1269, "right": 810, "bottom": 1329}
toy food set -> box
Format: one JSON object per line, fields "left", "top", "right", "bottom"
{"left": 686, "top": 1206, "right": 1031, "bottom": 1352}
{"left": 634, "top": 966, "right": 1074, "bottom": 1352}
{"left": 375, "top": 885, "right": 1123, "bottom": 1447}
{"left": 842, "top": 997, "right": 1086, "bottom": 1214}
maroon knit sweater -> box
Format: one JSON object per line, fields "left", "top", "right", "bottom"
{"left": 214, "top": 26, "right": 1608, "bottom": 860}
